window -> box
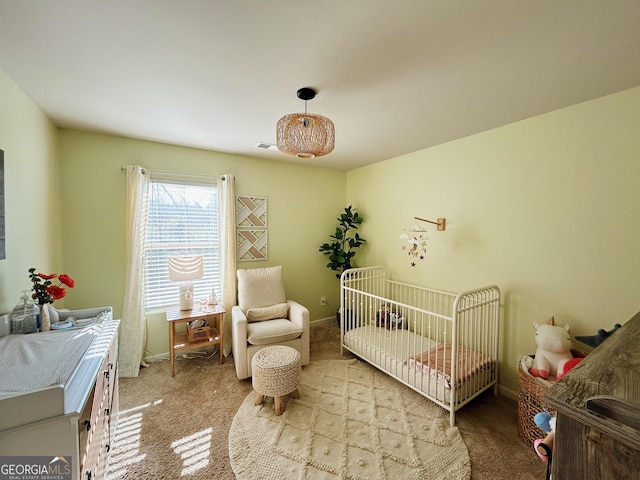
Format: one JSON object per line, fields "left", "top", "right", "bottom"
{"left": 144, "top": 178, "right": 220, "bottom": 310}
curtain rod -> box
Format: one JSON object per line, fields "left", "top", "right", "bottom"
{"left": 120, "top": 166, "right": 218, "bottom": 180}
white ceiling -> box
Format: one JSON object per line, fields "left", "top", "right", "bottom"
{"left": 1, "top": 1, "right": 639, "bottom": 171}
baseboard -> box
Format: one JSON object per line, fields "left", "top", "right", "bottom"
{"left": 499, "top": 384, "right": 518, "bottom": 401}
{"left": 311, "top": 316, "right": 336, "bottom": 327}
{"left": 144, "top": 352, "right": 169, "bottom": 363}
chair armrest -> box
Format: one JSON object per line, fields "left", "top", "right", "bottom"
{"left": 231, "top": 305, "right": 250, "bottom": 379}
{"left": 232, "top": 305, "right": 248, "bottom": 334}
{"left": 287, "top": 300, "right": 309, "bottom": 330}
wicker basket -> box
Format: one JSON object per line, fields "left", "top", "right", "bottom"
{"left": 517, "top": 350, "right": 587, "bottom": 446}
{"left": 187, "top": 323, "right": 211, "bottom": 343}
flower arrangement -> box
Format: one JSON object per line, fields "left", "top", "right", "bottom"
{"left": 28, "top": 267, "right": 75, "bottom": 305}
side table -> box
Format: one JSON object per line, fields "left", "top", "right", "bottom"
{"left": 166, "top": 305, "right": 225, "bottom": 377}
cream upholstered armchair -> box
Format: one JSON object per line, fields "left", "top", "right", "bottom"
{"left": 231, "top": 266, "right": 310, "bottom": 380}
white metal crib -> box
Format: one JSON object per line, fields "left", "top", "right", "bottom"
{"left": 340, "top": 266, "right": 501, "bottom": 426}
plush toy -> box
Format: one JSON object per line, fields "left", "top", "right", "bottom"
{"left": 557, "top": 356, "right": 583, "bottom": 379}
{"left": 529, "top": 316, "right": 573, "bottom": 379}
{"left": 575, "top": 323, "right": 622, "bottom": 348}
{"left": 376, "top": 304, "right": 404, "bottom": 329}
{"left": 533, "top": 412, "right": 555, "bottom": 464}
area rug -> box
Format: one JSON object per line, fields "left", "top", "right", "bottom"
{"left": 229, "top": 359, "right": 471, "bottom": 479}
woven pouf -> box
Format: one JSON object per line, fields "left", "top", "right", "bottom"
{"left": 252, "top": 345, "right": 301, "bottom": 416}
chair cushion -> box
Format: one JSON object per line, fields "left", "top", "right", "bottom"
{"left": 246, "top": 319, "right": 303, "bottom": 346}
{"left": 237, "top": 266, "right": 287, "bottom": 312}
{"left": 246, "top": 303, "right": 289, "bottom": 322}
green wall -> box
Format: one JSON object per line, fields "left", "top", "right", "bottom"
{"left": 57, "top": 130, "right": 346, "bottom": 356}
{"left": 3, "top": 64, "right": 640, "bottom": 395}
{"left": 346, "top": 86, "right": 640, "bottom": 395}
{"left": 0, "top": 70, "right": 61, "bottom": 313}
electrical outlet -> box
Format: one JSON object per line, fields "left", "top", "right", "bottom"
{"left": 320, "top": 296, "right": 327, "bottom": 306}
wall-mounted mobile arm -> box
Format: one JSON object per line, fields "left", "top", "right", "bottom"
{"left": 414, "top": 216, "right": 446, "bottom": 231}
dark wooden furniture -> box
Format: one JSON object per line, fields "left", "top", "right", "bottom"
{"left": 545, "top": 311, "right": 640, "bottom": 479}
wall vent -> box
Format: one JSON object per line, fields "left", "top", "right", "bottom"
{"left": 255, "top": 142, "right": 277, "bottom": 150}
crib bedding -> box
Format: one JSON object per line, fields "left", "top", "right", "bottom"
{"left": 343, "top": 325, "right": 495, "bottom": 405}
{"left": 405, "top": 342, "right": 493, "bottom": 388}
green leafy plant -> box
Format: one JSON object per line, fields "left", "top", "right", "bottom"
{"left": 319, "top": 205, "right": 366, "bottom": 278}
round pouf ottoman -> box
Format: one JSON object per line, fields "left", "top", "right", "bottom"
{"left": 252, "top": 345, "right": 301, "bottom": 416}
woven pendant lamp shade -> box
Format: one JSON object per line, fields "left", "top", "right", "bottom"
{"left": 276, "top": 113, "right": 335, "bottom": 159}
{"left": 276, "top": 87, "right": 335, "bottom": 159}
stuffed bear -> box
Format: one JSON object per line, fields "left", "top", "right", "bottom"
{"left": 529, "top": 316, "right": 573, "bottom": 379}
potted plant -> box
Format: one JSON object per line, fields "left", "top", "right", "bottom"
{"left": 319, "top": 205, "right": 366, "bottom": 278}
{"left": 319, "top": 206, "right": 366, "bottom": 327}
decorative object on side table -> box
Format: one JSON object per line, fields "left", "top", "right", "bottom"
{"left": 28, "top": 267, "right": 75, "bottom": 331}
{"left": 167, "top": 255, "right": 204, "bottom": 311}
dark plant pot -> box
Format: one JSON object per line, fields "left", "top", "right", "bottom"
{"left": 337, "top": 308, "right": 360, "bottom": 331}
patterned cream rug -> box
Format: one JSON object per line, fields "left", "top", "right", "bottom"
{"left": 229, "top": 359, "right": 471, "bottom": 479}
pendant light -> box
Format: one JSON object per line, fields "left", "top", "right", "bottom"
{"left": 276, "top": 87, "right": 335, "bottom": 159}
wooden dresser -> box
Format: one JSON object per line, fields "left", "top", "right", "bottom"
{"left": 0, "top": 319, "right": 119, "bottom": 480}
{"left": 545, "top": 311, "right": 640, "bottom": 479}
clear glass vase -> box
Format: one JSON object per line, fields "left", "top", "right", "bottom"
{"left": 11, "top": 290, "right": 39, "bottom": 334}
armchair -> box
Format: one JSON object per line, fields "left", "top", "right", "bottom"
{"left": 231, "top": 266, "right": 309, "bottom": 380}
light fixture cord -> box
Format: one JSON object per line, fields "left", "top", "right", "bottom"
{"left": 303, "top": 99, "right": 309, "bottom": 127}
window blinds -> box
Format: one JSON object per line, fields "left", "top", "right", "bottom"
{"left": 144, "top": 179, "right": 221, "bottom": 309}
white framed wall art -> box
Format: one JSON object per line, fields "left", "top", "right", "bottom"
{"left": 236, "top": 196, "right": 267, "bottom": 261}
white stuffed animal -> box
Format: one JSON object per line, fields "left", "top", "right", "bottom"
{"left": 529, "top": 316, "right": 573, "bottom": 379}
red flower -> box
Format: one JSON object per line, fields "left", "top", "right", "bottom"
{"left": 58, "top": 274, "right": 75, "bottom": 288}
{"left": 47, "top": 285, "right": 67, "bottom": 300}
{"left": 29, "top": 267, "right": 76, "bottom": 305}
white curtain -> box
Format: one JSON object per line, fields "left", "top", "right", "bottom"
{"left": 120, "top": 165, "right": 150, "bottom": 378}
{"left": 218, "top": 174, "right": 236, "bottom": 357}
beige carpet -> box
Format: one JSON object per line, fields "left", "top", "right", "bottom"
{"left": 229, "top": 359, "right": 470, "bottom": 480}
{"left": 105, "top": 324, "right": 546, "bottom": 479}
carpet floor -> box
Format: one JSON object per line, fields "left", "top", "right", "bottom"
{"left": 229, "top": 358, "right": 471, "bottom": 479}
{"left": 105, "top": 324, "right": 546, "bottom": 479}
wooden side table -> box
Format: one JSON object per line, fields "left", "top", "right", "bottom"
{"left": 166, "top": 304, "right": 225, "bottom": 377}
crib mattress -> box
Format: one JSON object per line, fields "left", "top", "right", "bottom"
{"left": 343, "top": 326, "right": 495, "bottom": 407}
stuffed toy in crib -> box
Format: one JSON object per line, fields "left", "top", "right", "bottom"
{"left": 376, "top": 304, "right": 404, "bottom": 329}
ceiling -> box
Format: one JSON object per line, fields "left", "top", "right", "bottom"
{"left": 1, "top": 1, "right": 639, "bottom": 171}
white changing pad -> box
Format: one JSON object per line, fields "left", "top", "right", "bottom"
{"left": 0, "top": 325, "right": 100, "bottom": 399}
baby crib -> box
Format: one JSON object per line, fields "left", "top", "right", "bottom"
{"left": 340, "top": 266, "right": 501, "bottom": 426}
